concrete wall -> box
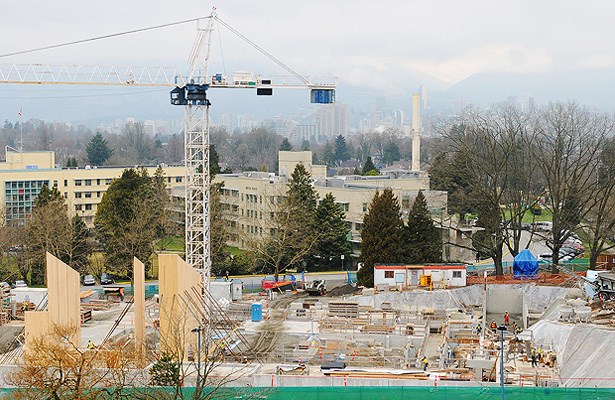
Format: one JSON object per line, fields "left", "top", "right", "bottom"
{"left": 1, "top": 150, "right": 55, "bottom": 169}
{"left": 487, "top": 287, "right": 524, "bottom": 315}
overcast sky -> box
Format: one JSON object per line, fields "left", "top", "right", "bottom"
{"left": 1, "top": 1, "right": 615, "bottom": 121}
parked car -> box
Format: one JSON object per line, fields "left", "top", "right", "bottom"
{"left": 100, "top": 273, "right": 114, "bottom": 285}
{"left": 83, "top": 274, "right": 96, "bottom": 286}
{"left": 13, "top": 280, "right": 27, "bottom": 289}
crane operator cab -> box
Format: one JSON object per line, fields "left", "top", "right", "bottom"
{"left": 170, "top": 84, "right": 211, "bottom": 106}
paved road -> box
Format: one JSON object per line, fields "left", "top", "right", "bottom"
{"left": 81, "top": 271, "right": 352, "bottom": 293}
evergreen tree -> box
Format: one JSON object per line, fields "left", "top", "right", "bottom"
{"left": 279, "top": 138, "right": 293, "bottom": 151}
{"left": 404, "top": 191, "right": 442, "bottom": 263}
{"left": 308, "top": 193, "right": 351, "bottom": 271}
{"left": 95, "top": 169, "right": 160, "bottom": 278}
{"left": 256, "top": 164, "right": 319, "bottom": 279}
{"left": 301, "top": 140, "right": 311, "bottom": 151}
{"left": 66, "top": 157, "right": 78, "bottom": 168}
{"left": 322, "top": 142, "right": 335, "bottom": 166}
{"left": 362, "top": 156, "right": 378, "bottom": 175}
{"left": 334, "top": 134, "right": 350, "bottom": 164}
{"left": 383, "top": 142, "right": 401, "bottom": 165}
{"left": 86, "top": 132, "right": 113, "bottom": 165}
{"left": 358, "top": 188, "right": 405, "bottom": 287}
{"left": 210, "top": 145, "right": 221, "bottom": 178}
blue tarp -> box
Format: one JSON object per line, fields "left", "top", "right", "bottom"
{"left": 513, "top": 249, "right": 539, "bottom": 279}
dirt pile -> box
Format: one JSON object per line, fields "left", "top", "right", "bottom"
{"left": 327, "top": 284, "right": 360, "bottom": 297}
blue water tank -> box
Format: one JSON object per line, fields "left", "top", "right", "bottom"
{"left": 251, "top": 303, "right": 262, "bottom": 322}
{"left": 310, "top": 89, "right": 335, "bottom": 104}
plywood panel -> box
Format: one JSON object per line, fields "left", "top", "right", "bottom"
{"left": 158, "top": 253, "right": 202, "bottom": 360}
{"left": 46, "top": 252, "right": 81, "bottom": 346}
{"left": 134, "top": 257, "right": 146, "bottom": 360}
{"left": 24, "top": 310, "right": 49, "bottom": 351}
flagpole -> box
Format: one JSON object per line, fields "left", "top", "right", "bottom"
{"left": 18, "top": 109, "right": 23, "bottom": 152}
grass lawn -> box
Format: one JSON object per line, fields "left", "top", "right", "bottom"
{"left": 521, "top": 208, "right": 552, "bottom": 223}
{"left": 156, "top": 236, "right": 185, "bottom": 252}
{"left": 227, "top": 246, "right": 245, "bottom": 257}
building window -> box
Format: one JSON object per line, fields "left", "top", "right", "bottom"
{"left": 53, "top": 180, "right": 58, "bottom": 188}
{"left": 85, "top": 204, "right": 92, "bottom": 211}
{"left": 75, "top": 204, "right": 82, "bottom": 211}
{"left": 85, "top": 192, "right": 92, "bottom": 198}
{"left": 384, "top": 271, "right": 394, "bottom": 279}
{"left": 97, "top": 191, "right": 101, "bottom": 198}
{"left": 85, "top": 179, "right": 92, "bottom": 186}
{"left": 175, "top": 177, "right": 182, "bottom": 183}
{"left": 64, "top": 179, "right": 68, "bottom": 187}
{"left": 105, "top": 178, "right": 112, "bottom": 185}
{"left": 402, "top": 195, "right": 410, "bottom": 209}
{"left": 75, "top": 180, "right": 82, "bottom": 186}
{"left": 337, "top": 202, "right": 349, "bottom": 212}
{"left": 75, "top": 192, "right": 82, "bottom": 198}
{"left": 3, "top": 180, "right": 49, "bottom": 224}
{"left": 362, "top": 203, "right": 368, "bottom": 212}
{"left": 453, "top": 271, "right": 462, "bottom": 278}
{"left": 355, "top": 222, "right": 363, "bottom": 231}
{"left": 96, "top": 179, "right": 100, "bottom": 186}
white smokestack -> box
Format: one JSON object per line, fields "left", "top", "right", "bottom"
{"left": 411, "top": 93, "right": 421, "bottom": 171}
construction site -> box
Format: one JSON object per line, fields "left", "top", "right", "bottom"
{"left": 1, "top": 254, "right": 615, "bottom": 391}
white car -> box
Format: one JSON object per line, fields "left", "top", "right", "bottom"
{"left": 13, "top": 280, "right": 27, "bottom": 288}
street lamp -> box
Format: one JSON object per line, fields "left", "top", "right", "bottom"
{"left": 341, "top": 254, "right": 349, "bottom": 284}
{"left": 191, "top": 326, "right": 203, "bottom": 387}
{"left": 497, "top": 325, "right": 507, "bottom": 400}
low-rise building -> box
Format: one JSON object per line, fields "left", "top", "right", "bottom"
{"left": 0, "top": 148, "right": 185, "bottom": 227}
{"left": 374, "top": 264, "right": 467, "bottom": 289}
{"left": 211, "top": 151, "right": 447, "bottom": 265}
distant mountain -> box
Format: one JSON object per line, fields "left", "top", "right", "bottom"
{"left": 444, "top": 69, "right": 615, "bottom": 111}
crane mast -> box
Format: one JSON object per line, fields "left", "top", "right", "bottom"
{"left": 0, "top": 11, "right": 336, "bottom": 291}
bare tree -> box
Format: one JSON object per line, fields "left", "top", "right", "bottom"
{"left": 532, "top": 102, "right": 612, "bottom": 271}
{"left": 6, "top": 325, "right": 140, "bottom": 399}
{"left": 577, "top": 137, "right": 615, "bottom": 268}
{"left": 444, "top": 105, "right": 539, "bottom": 275}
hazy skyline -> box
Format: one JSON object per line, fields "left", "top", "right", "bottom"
{"left": 2, "top": 1, "right": 615, "bottom": 123}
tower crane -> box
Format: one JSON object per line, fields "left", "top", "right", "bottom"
{"left": 0, "top": 9, "right": 336, "bottom": 292}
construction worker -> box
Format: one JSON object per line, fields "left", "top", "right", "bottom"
{"left": 504, "top": 311, "right": 510, "bottom": 326}
{"left": 87, "top": 340, "right": 96, "bottom": 350}
{"left": 531, "top": 348, "right": 537, "bottom": 367}
{"left": 20, "top": 301, "right": 28, "bottom": 314}
{"left": 421, "top": 356, "right": 429, "bottom": 371}
{"left": 490, "top": 320, "right": 497, "bottom": 333}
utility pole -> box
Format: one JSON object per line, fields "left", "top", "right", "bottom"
{"left": 498, "top": 325, "right": 507, "bottom": 400}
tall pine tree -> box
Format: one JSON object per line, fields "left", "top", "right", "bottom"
{"left": 86, "top": 132, "right": 114, "bottom": 165}
{"left": 358, "top": 188, "right": 405, "bottom": 287}
{"left": 362, "top": 156, "right": 378, "bottom": 175}
{"left": 334, "top": 134, "right": 350, "bottom": 164}
{"left": 309, "top": 193, "right": 351, "bottom": 271}
{"left": 404, "top": 190, "right": 442, "bottom": 263}
{"left": 255, "top": 164, "right": 320, "bottom": 279}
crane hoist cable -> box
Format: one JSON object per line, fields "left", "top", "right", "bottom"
{"left": 0, "top": 16, "right": 212, "bottom": 59}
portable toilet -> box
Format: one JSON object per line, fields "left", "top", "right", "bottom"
{"left": 251, "top": 303, "right": 263, "bottom": 322}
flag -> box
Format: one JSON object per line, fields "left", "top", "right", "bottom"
{"left": 18, "top": 109, "right": 22, "bottom": 117}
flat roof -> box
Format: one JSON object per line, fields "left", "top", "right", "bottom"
{"left": 375, "top": 264, "right": 466, "bottom": 270}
